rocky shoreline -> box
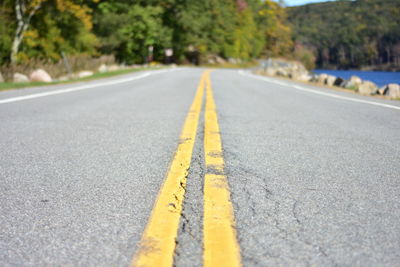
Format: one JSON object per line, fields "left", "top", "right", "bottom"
{"left": 255, "top": 59, "right": 400, "bottom": 100}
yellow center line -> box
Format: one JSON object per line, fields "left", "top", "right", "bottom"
{"left": 132, "top": 72, "right": 206, "bottom": 267}
{"left": 203, "top": 71, "right": 242, "bottom": 267}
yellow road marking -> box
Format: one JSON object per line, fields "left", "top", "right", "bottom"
{"left": 132, "top": 72, "right": 206, "bottom": 267}
{"left": 203, "top": 71, "right": 242, "bottom": 267}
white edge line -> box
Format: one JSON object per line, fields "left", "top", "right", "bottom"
{"left": 0, "top": 68, "right": 176, "bottom": 104}
{"left": 239, "top": 70, "right": 400, "bottom": 111}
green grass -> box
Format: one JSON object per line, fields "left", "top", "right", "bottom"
{"left": 0, "top": 66, "right": 162, "bottom": 92}
{"left": 201, "top": 61, "right": 259, "bottom": 69}
{"left": 345, "top": 85, "right": 358, "bottom": 92}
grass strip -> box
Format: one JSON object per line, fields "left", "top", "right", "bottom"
{"left": 0, "top": 67, "right": 162, "bottom": 92}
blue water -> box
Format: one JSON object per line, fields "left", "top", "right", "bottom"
{"left": 313, "top": 69, "right": 400, "bottom": 87}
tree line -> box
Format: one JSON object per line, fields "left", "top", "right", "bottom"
{"left": 0, "top": 0, "right": 292, "bottom": 66}
{"left": 287, "top": 0, "right": 400, "bottom": 70}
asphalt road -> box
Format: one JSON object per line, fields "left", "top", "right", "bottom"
{"left": 1, "top": 68, "right": 399, "bottom": 266}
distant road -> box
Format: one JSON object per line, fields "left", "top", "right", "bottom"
{"left": 1, "top": 68, "right": 399, "bottom": 266}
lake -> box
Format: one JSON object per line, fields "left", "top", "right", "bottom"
{"left": 313, "top": 70, "right": 400, "bottom": 87}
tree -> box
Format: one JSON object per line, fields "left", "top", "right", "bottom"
{"left": 118, "top": 5, "right": 171, "bottom": 64}
{"left": 10, "top": 0, "right": 97, "bottom": 63}
{"left": 259, "top": 0, "right": 292, "bottom": 58}
{"left": 11, "top": 0, "right": 45, "bottom": 63}
{"left": 288, "top": 0, "right": 400, "bottom": 69}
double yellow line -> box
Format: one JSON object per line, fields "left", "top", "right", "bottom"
{"left": 132, "top": 71, "right": 241, "bottom": 267}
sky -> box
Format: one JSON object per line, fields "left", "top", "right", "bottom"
{"left": 284, "top": 0, "right": 337, "bottom": 6}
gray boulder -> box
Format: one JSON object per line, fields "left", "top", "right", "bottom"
{"left": 357, "top": 81, "right": 378, "bottom": 96}
{"left": 58, "top": 75, "right": 70, "bottom": 81}
{"left": 108, "top": 65, "right": 120, "bottom": 71}
{"left": 325, "top": 75, "right": 337, "bottom": 86}
{"left": 317, "top": 73, "right": 328, "bottom": 84}
{"left": 259, "top": 58, "right": 309, "bottom": 80}
{"left": 309, "top": 74, "right": 320, "bottom": 83}
{"left": 13, "top": 73, "right": 29, "bottom": 83}
{"left": 215, "top": 56, "right": 226, "bottom": 64}
{"left": 30, "top": 69, "right": 52, "bottom": 82}
{"left": 276, "top": 68, "right": 289, "bottom": 77}
{"left": 228, "top": 58, "right": 238, "bottom": 64}
{"left": 207, "top": 59, "right": 216, "bottom": 64}
{"left": 296, "top": 74, "right": 312, "bottom": 82}
{"left": 349, "top": 75, "right": 363, "bottom": 85}
{"left": 384, "top": 84, "right": 400, "bottom": 99}
{"left": 98, "top": 64, "right": 108, "bottom": 73}
{"left": 334, "top": 77, "right": 345, "bottom": 87}
{"left": 344, "top": 75, "right": 363, "bottom": 90}
{"left": 377, "top": 86, "right": 386, "bottom": 95}
{"left": 264, "top": 67, "right": 277, "bottom": 76}
{"left": 78, "top": 71, "right": 93, "bottom": 78}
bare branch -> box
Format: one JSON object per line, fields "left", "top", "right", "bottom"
{"left": 27, "top": 0, "right": 43, "bottom": 24}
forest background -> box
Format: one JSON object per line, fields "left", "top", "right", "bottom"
{"left": 0, "top": 0, "right": 399, "bottom": 79}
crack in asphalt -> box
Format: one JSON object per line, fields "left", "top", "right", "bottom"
{"left": 173, "top": 111, "right": 205, "bottom": 267}
{"left": 223, "top": 147, "right": 339, "bottom": 266}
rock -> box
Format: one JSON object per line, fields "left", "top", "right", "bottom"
{"left": 287, "top": 64, "right": 308, "bottom": 79}
{"left": 98, "top": 64, "right": 108, "bottom": 73}
{"left": 254, "top": 69, "right": 263, "bottom": 75}
{"left": 108, "top": 65, "right": 120, "bottom": 72}
{"left": 357, "top": 81, "right": 378, "bottom": 96}
{"left": 207, "top": 59, "right": 216, "bottom": 64}
{"left": 29, "top": 69, "right": 52, "bottom": 82}
{"left": 297, "top": 74, "right": 312, "bottom": 82}
{"left": 13, "top": 73, "right": 29, "bottom": 83}
{"left": 309, "top": 74, "right": 319, "bottom": 83}
{"left": 377, "top": 86, "right": 386, "bottom": 95}
{"left": 349, "top": 75, "right": 362, "bottom": 85}
{"left": 344, "top": 75, "right": 363, "bottom": 89}
{"left": 325, "top": 75, "right": 337, "bottom": 86}
{"left": 333, "top": 77, "right": 345, "bottom": 87}
{"left": 78, "top": 71, "right": 93, "bottom": 78}
{"left": 317, "top": 73, "right": 328, "bottom": 84}
{"left": 264, "top": 68, "right": 277, "bottom": 76}
{"left": 384, "top": 83, "right": 400, "bottom": 99}
{"left": 228, "top": 58, "right": 238, "bottom": 64}
{"left": 276, "top": 68, "right": 288, "bottom": 77}
{"left": 215, "top": 56, "right": 226, "bottom": 64}
{"left": 259, "top": 58, "right": 309, "bottom": 80}
{"left": 0, "top": 72, "right": 4, "bottom": 82}
{"left": 58, "top": 75, "right": 70, "bottom": 81}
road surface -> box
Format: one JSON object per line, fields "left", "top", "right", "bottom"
{"left": 1, "top": 68, "right": 399, "bottom": 266}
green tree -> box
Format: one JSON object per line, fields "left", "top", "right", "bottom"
{"left": 8, "top": 0, "right": 98, "bottom": 63}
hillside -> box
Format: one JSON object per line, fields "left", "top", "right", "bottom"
{"left": 287, "top": 0, "right": 400, "bottom": 70}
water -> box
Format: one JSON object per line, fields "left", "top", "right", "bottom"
{"left": 313, "top": 69, "right": 400, "bottom": 87}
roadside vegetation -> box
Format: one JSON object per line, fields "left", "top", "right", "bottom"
{"left": 0, "top": 0, "right": 399, "bottom": 86}
{"left": 0, "top": 1, "right": 293, "bottom": 71}
{"left": 0, "top": 66, "right": 160, "bottom": 91}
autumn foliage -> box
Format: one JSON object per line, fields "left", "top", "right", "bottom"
{"left": 0, "top": 0, "right": 293, "bottom": 65}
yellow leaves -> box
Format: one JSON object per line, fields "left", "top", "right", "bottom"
{"left": 23, "top": 29, "right": 39, "bottom": 47}
{"left": 260, "top": 0, "right": 293, "bottom": 57}
{"left": 198, "top": 44, "right": 208, "bottom": 53}
{"left": 55, "top": 0, "right": 93, "bottom": 29}
{"left": 29, "top": 0, "right": 47, "bottom": 9}
{"left": 16, "top": 52, "right": 30, "bottom": 63}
